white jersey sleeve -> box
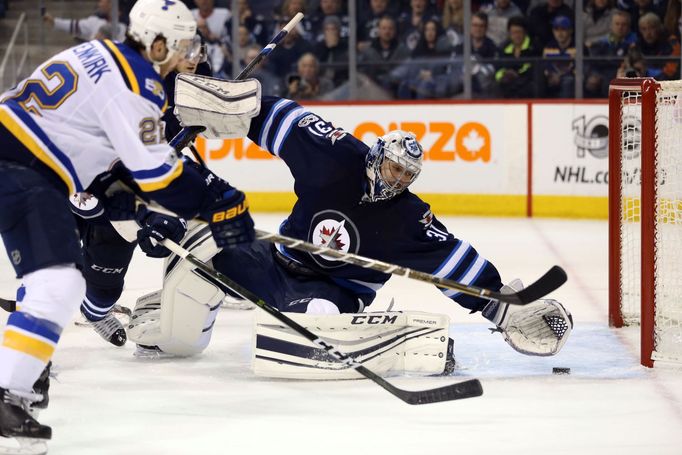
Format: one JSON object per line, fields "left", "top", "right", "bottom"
{"left": 0, "top": 39, "right": 209, "bottom": 217}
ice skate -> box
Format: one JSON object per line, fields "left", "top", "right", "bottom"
{"left": 83, "top": 311, "right": 127, "bottom": 347}
{"left": 0, "top": 387, "right": 51, "bottom": 455}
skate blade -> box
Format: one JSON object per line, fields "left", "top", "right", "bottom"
{"left": 0, "top": 436, "right": 48, "bottom": 455}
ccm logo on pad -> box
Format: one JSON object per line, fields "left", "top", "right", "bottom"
{"left": 351, "top": 315, "right": 398, "bottom": 325}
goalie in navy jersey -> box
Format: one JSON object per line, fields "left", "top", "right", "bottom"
{"left": 127, "top": 89, "right": 572, "bottom": 363}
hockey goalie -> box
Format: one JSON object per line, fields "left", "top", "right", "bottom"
{"left": 125, "top": 74, "right": 573, "bottom": 379}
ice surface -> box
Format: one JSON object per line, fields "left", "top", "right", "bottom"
{"left": 1, "top": 215, "right": 681, "bottom": 455}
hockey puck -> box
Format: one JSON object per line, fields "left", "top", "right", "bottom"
{"left": 552, "top": 367, "right": 571, "bottom": 375}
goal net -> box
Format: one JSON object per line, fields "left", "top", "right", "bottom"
{"left": 609, "top": 78, "right": 682, "bottom": 367}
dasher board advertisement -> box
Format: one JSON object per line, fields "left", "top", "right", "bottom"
{"left": 196, "top": 103, "right": 528, "bottom": 196}
{"left": 532, "top": 104, "right": 610, "bottom": 196}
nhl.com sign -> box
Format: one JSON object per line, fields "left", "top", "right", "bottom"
{"left": 553, "top": 114, "right": 611, "bottom": 186}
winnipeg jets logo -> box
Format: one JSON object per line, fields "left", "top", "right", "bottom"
{"left": 309, "top": 211, "right": 360, "bottom": 268}
{"left": 318, "top": 220, "right": 347, "bottom": 251}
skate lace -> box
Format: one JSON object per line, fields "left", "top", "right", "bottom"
{"left": 91, "top": 313, "right": 123, "bottom": 339}
{"left": 4, "top": 389, "right": 43, "bottom": 410}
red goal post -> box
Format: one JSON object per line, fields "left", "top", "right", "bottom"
{"left": 608, "top": 77, "right": 682, "bottom": 368}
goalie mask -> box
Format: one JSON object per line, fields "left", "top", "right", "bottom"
{"left": 127, "top": 0, "right": 197, "bottom": 66}
{"left": 365, "top": 130, "right": 424, "bottom": 202}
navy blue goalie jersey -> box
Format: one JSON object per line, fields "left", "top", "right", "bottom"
{"left": 247, "top": 96, "right": 503, "bottom": 312}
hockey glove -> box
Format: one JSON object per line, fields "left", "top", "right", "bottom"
{"left": 200, "top": 189, "right": 255, "bottom": 248}
{"left": 136, "top": 207, "right": 188, "bottom": 258}
{"left": 104, "top": 191, "right": 138, "bottom": 221}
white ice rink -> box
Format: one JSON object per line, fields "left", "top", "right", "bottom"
{"left": 1, "top": 214, "right": 681, "bottom": 455}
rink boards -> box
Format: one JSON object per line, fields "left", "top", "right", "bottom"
{"left": 192, "top": 100, "right": 610, "bottom": 219}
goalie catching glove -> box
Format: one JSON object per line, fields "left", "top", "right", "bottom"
{"left": 482, "top": 279, "right": 573, "bottom": 356}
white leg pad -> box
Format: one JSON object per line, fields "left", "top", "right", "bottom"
{"left": 253, "top": 311, "right": 451, "bottom": 379}
{"left": 127, "top": 223, "right": 224, "bottom": 357}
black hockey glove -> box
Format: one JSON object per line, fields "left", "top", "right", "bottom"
{"left": 135, "top": 207, "right": 187, "bottom": 258}
{"left": 200, "top": 189, "right": 255, "bottom": 248}
{"left": 103, "top": 191, "right": 137, "bottom": 221}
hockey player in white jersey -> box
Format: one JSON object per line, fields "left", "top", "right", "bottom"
{"left": 0, "top": 0, "right": 255, "bottom": 453}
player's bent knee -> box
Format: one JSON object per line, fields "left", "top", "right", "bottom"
{"left": 19, "top": 264, "right": 85, "bottom": 328}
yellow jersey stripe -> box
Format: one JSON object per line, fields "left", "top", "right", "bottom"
{"left": 2, "top": 329, "right": 55, "bottom": 363}
{"left": 103, "top": 40, "right": 140, "bottom": 95}
{"left": 0, "top": 107, "right": 76, "bottom": 194}
{"left": 137, "top": 160, "right": 184, "bottom": 192}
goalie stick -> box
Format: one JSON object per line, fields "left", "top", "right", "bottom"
{"left": 169, "top": 12, "right": 305, "bottom": 154}
{"left": 141, "top": 201, "right": 567, "bottom": 307}
{"left": 160, "top": 237, "right": 483, "bottom": 405}
{"left": 256, "top": 230, "right": 567, "bottom": 306}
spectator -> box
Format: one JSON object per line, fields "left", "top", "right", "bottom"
{"left": 583, "top": 0, "right": 614, "bottom": 46}
{"left": 192, "top": 0, "right": 230, "bottom": 75}
{"left": 265, "top": 17, "right": 313, "bottom": 76}
{"left": 586, "top": 10, "right": 637, "bottom": 96}
{"left": 313, "top": 15, "right": 350, "bottom": 87}
{"left": 495, "top": 16, "right": 538, "bottom": 98}
{"left": 359, "top": 14, "right": 411, "bottom": 94}
{"left": 616, "top": 47, "right": 652, "bottom": 76}
{"left": 442, "top": 0, "right": 465, "bottom": 34}
{"left": 543, "top": 15, "right": 577, "bottom": 97}
{"left": 455, "top": 12, "right": 498, "bottom": 94}
{"left": 399, "top": 0, "right": 440, "bottom": 50}
{"left": 278, "top": 0, "right": 306, "bottom": 19}
{"left": 0, "top": 0, "right": 7, "bottom": 19}
{"left": 227, "top": 0, "right": 270, "bottom": 46}
{"left": 307, "top": 0, "right": 350, "bottom": 43}
{"left": 42, "top": 0, "right": 125, "bottom": 42}
{"left": 243, "top": 44, "right": 285, "bottom": 96}
{"left": 626, "top": 0, "right": 666, "bottom": 38}
{"left": 481, "top": 0, "right": 524, "bottom": 46}
{"left": 286, "top": 53, "right": 335, "bottom": 100}
{"left": 218, "top": 25, "right": 255, "bottom": 78}
{"left": 527, "top": 0, "right": 574, "bottom": 47}
{"left": 358, "top": 0, "right": 392, "bottom": 51}
{"left": 637, "top": 12, "right": 680, "bottom": 79}
{"left": 662, "top": 0, "right": 681, "bottom": 38}
{"left": 397, "top": 19, "right": 454, "bottom": 98}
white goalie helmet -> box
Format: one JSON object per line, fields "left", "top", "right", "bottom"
{"left": 365, "top": 130, "right": 424, "bottom": 202}
{"left": 128, "top": 0, "right": 197, "bottom": 65}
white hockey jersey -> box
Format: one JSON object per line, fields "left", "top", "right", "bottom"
{"left": 0, "top": 40, "right": 182, "bottom": 197}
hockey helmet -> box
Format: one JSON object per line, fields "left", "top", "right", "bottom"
{"left": 365, "top": 130, "right": 423, "bottom": 202}
{"left": 128, "top": 0, "right": 197, "bottom": 65}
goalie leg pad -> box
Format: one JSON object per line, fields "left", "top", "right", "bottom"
{"left": 127, "top": 224, "right": 225, "bottom": 357}
{"left": 253, "top": 311, "right": 452, "bottom": 379}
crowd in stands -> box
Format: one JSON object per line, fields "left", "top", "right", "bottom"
{"left": 12, "top": 0, "right": 682, "bottom": 99}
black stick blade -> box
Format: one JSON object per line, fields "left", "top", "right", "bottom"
{"left": 0, "top": 298, "right": 16, "bottom": 313}
{"left": 395, "top": 379, "right": 483, "bottom": 405}
{"left": 514, "top": 265, "right": 568, "bottom": 304}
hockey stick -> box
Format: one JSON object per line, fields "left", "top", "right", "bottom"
{"left": 256, "top": 230, "right": 567, "bottom": 306}
{"left": 141, "top": 200, "right": 566, "bottom": 307}
{"left": 0, "top": 297, "right": 16, "bottom": 312}
{"left": 160, "top": 237, "right": 483, "bottom": 405}
{"left": 169, "top": 12, "right": 305, "bottom": 154}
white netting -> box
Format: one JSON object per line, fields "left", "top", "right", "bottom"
{"left": 652, "top": 81, "right": 682, "bottom": 363}
{"left": 618, "top": 89, "right": 642, "bottom": 325}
